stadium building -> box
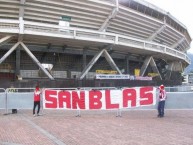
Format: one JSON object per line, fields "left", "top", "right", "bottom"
{"left": 0, "top": 0, "right": 192, "bottom": 88}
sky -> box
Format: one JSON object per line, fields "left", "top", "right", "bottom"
{"left": 144, "top": 0, "right": 193, "bottom": 53}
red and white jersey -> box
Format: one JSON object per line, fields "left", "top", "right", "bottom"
{"left": 34, "top": 89, "right": 41, "bottom": 101}
{"left": 159, "top": 89, "right": 167, "bottom": 101}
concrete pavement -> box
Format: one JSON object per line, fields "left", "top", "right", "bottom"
{"left": 0, "top": 109, "right": 193, "bottom": 145}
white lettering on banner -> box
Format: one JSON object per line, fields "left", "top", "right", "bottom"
{"left": 43, "top": 87, "right": 156, "bottom": 110}
{"left": 96, "top": 74, "right": 130, "bottom": 79}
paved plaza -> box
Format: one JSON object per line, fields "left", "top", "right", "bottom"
{"left": 0, "top": 109, "right": 193, "bottom": 145}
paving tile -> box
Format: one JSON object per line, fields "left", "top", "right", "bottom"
{"left": 0, "top": 109, "right": 193, "bottom": 145}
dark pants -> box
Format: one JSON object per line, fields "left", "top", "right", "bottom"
{"left": 33, "top": 101, "right": 40, "bottom": 115}
{"left": 158, "top": 101, "right": 165, "bottom": 117}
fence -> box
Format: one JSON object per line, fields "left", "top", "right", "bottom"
{"left": 1, "top": 87, "right": 193, "bottom": 116}
{"left": 165, "top": 86, "right": 193, "bottom": 92}
{"left": 6, "top": 88, "right": 34, "bottom": 109}
{"left": 0, "top": 88, "right": 6, "bottom": 109}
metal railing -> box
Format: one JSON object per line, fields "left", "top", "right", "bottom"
{"left": 0, "top": 19, "right": 19, "bottom": 33}
{"left": 0, "top": 19, "right": 190, "bottom": 64}
{"left": 24, "top": 21, "right": 191, "bottom": 64}
{"left": 6, "top": 88, "right": 34, "bottom": 109}
{"left": 165, "top": 86, "right": 193, "bottom": 92}
{"left": 4, "top": 88, "right": 34, "bottom": 114}
{"left": 0, "top": 88, "right": 6, "bottom": 109}
{"left": 0, "top": 87, "right": 193, "bottom": 117}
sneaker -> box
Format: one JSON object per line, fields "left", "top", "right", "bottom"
{"left": 33, "top": 114, "right": 36, "bottom": 117}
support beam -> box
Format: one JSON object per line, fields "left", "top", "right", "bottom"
{"left": 125, "top": 54, "right": 130, "bottom": 74}
{"left": 20, "top": 42, "right": 54, "bottom": 80}
{"left": 99, "top": 0, "right": 119, "bottom": 31}
{"left": 79, "top": 48, "right": 122, "bottom": 80}
{"left": 140, "top": 56, "right": 151, "bottom": 76}
{"left": 18, "top": 0, "right": 25, "bottom": 41}
{"left": 52, "top": 53, "right": 59, "bottom": 69}
{"left": 79, "top": 49, "right": 105, "bottom": 80}
{"left": 149, "top": 57, "right": 162, "bottom": 80}
{"left": 147, "top": 25, "right": 166, "bottom": 41}
{"left": 103, "top": 49, "right": 122, "bottom": 74}
{"left": 83, "top": 48, "right": 87, "bottom": 70}
{"left": 171, "top": 37, "right": 185, "bottom": 49}
{"left": 15, "top": 48, "right": 21, "bottom": 76}
{"left": 0, "top": 42, "right": 20, "bottom": 64}
{"left": 140, "top": 56, "right": 162, "bottom": 80}
{"left": 0, "top": 35, "right": 13, "bottom": 47}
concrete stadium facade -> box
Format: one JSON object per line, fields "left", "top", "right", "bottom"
{"left": 0, "top": 0, "right": 192, "bottom": 88}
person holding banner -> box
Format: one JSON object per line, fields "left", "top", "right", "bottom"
{"left": 33, "top": 85, "right": 41, "bottom": 116}
{"left": 157, "top": 84, "right": 167, "bottom": 118}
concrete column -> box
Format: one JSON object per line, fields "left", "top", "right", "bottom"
{"left": 125, "top": 54, "right": 130, "bottom": 74}
{"left": 67, "top": 70, "right": 71, "bottom": 78}
{"left": 19, "top": 0, "right": 25, "bottom": 34}
{"left": 82, "top": 48, "right": 87, "bottom": 80}
{"left": 15, "top": 48, "right": 21, "bottom": 77}
{"left": 83, "top": 48, "right": 87, "bottom": 71}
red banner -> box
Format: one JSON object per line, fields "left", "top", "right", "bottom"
{"left": 43, "top": 87, "right": 156, "bottom": 110}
